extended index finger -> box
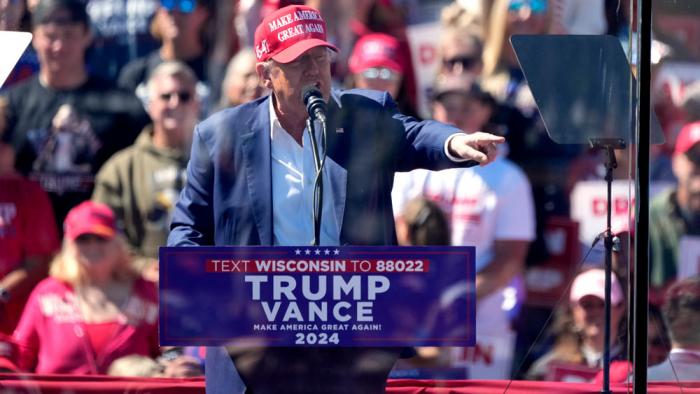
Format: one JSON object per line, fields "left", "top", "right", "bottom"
{"left": 470, "top": 132, "right": 505, "bottom": 144}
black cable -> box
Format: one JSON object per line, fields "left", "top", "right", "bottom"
{"left": 633, "top": 0, "right": 652, "bottom": 391}
{"left": 503, "top": 232, "right": 607, "bottom": 393}
{"left": 306, "top": 117, "right": 327, "bottom": 246}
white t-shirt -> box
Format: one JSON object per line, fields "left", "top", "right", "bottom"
{"left": 392, "top": 157, "right": 535, "bottom": 272}
{"left": 393, "top": 157, "right": 536, "bottom": 376}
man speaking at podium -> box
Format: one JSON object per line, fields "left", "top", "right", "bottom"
{"left": 168, "top": 4, "right": 504, "bottom": 393}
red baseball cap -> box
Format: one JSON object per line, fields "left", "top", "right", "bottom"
{"left": 570, "top": 269, "right": 623, "bottom": 306}
{"left": 348, "top": 33, "right": 404, "bottom": 75}
{"left": 63, "top": 201, "right": 117, "bottom": 241}
{"left": 674, "top": 121, "right": 700, "bottom": 156}
{"left": 254, "top": 5, "right": 338, "bottom": 63}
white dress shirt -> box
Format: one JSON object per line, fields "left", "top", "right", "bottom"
{"left": 269, "top": 98, "right": 341, "bottom": 246}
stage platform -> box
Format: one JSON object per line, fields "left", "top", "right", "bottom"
{"left": 2, "top": 373, "right": 700, "bottom": 393}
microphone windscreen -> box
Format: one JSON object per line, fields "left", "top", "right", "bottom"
{"left": 301, "top": 85, "right": 322, "bottom": 104}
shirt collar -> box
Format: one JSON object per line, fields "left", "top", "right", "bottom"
{"left": 670, "top": 348, "right": 700, "bottom": 358}
{"left": 268, "top": 94, "right": 283, "bottom": 142}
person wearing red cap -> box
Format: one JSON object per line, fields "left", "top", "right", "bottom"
{"left": 168, "top": 4, "right": 505, "bottom": 393}
{"left": 11, "top": 201, "right": 183, "bottom": 375}
{"left": 650, "top": 121, "right": 700, "bottom": 296}
{"left": 348, "top": 33, "right": 405, "bottom": 104}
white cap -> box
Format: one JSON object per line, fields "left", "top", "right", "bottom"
{"left": 570, "top": 268, "right": 624, "bottom": 306}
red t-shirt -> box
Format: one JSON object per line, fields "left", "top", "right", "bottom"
{"left": 84, "top": 321, "right": 121, "bottom": 356}
{"left": 0, "top": 174, "right": 59, "bottom": 277}
{"left": 0, "top": 174, "right": 60, "bottom": 334}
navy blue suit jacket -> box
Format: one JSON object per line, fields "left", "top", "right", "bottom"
{"left": 169, "top": 88, "right": 474, "bottom": 249}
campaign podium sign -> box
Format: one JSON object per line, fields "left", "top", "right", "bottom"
{"left": 159, "top": 246, "right": 475, "bottom": 347}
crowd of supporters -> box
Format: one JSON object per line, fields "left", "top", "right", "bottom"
{"left": 1, "top": 0, "right": 700, "bottom": 384}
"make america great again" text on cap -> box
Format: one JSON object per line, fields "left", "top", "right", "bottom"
{"left": 254, "top": 5, "right": 337, "bottom": 63}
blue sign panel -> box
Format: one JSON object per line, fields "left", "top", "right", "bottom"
{"left": 160, "top": 246, "right": 475, "bottom": 347}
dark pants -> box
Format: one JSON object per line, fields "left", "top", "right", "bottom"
{"left": 221, "top": 346, "right": 401, "bottom": 394}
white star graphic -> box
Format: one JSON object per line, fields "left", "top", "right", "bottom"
{"left": 333, "top": 249, "right": 340, "bottom": 255}
{"left": 324, "top": 249, "right": 330, "bottom": 255}
{"left": 295, "top": 249, "right": 301, "bottom": 255}
{"left": 314, "top": 249, "right": 321, "bottom": 255}
{"left": 305, "top": 249, "right": 311, "bottom": 255}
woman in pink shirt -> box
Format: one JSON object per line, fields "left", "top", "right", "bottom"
{"left": 12, "top": 201, "right": 161, "bottom": 374}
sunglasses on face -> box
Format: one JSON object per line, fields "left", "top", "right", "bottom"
{"left": 360, "top": 67, "right": 400, "bottom": 82}
{"left": 443, "top": 56, "right": 480, "bottom": 71}
{"left": 158, "top": 91, "right": 193, "bottom": 103}
{"left": 508, "top": 0, "right": 547, "bottom": 13}
{"left": 161, "top": 0, "right": 196, "bottom": 13}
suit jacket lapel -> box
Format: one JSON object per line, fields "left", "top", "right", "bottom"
{"left": 325, "top": 91, "right": 347, "bottom": 241}
{"left": 241, "top": 98, "right": 273, "bottom": 245}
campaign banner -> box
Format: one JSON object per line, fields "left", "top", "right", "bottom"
{"left": 570, "top": 180, "right": 672, "bottom": 245}
{"left": 159, "top": 246, "right": 475, "bottom": 347}
{"left": 546, "top": 361, "right": 600, "bottom": 382}
{"left": 525, "top": 217, "right": 580, "bottom": 308}
{"left": 406, "top": 22, "right": 443, "bottom": 119}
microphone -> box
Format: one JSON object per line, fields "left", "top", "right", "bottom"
{"left": 301, "top": 85, "right": 327, "bottom": 123}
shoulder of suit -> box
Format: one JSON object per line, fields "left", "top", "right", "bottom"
{"left": 334, "top": 88, "right": 388, "bottom": 106}
{"left": 196, "top": 96, "right": 268, "bottom": 136}
{"left": 330, "top": 89, "right": 399, "bottom": 118}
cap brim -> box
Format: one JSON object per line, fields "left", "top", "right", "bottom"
{"left": 572, "top": 292, "right": 603, "bottom": 301}
{"left": 0, "top": 357, "right": 18, "bottom": 372}
{"left": 272, "top": 39, "right": 338, "bottom": 64}
{"left": 572, "top": 291, "right": 623, "bottom": 306}
{"left": 684, "top": 144, "right": 700, "bottom": 163}
{"left": 351, "top": 59, "right": 403, "bottom": 75}
{"left": 69, "top": 224, "right": 116, "bottom": 241}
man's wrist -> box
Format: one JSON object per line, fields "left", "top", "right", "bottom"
{"left": 444, "top": 133, "right": 469, "bottom": 162}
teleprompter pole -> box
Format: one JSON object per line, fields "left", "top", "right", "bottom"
{"left": 633, "top": 0, "right": 652, "bottom": 392}
{"left": 590, "top": 138, "right": 626, "bottom": 394}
